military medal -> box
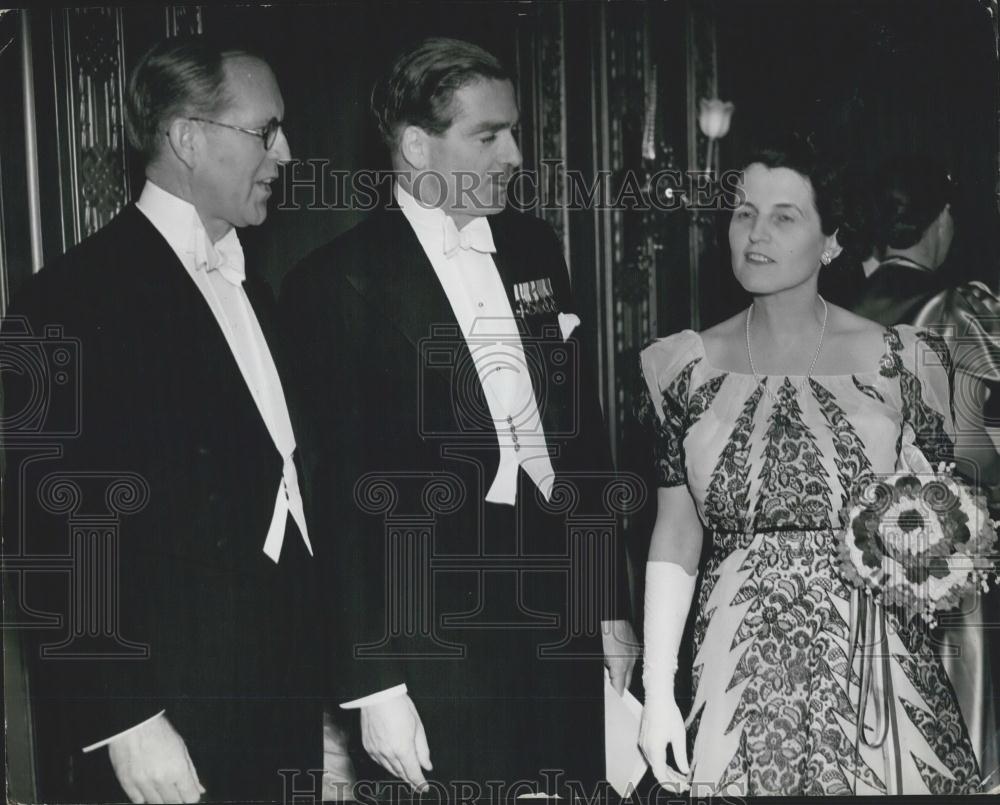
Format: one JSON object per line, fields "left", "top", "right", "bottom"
{"left": 513, "top": 278, "right": 558, "bottom": 317}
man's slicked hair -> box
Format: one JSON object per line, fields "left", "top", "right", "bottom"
{"left": 371, "top": 36, "right": 510, "bottom": 151}
{"left": 125, "top": 35, "right": 249, "bottom": 163}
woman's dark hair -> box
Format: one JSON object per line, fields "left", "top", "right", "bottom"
{"left": 737, "top": 135, "right": 869, "bottom": 260}
{"left": 740, "top": 136, "right": 840, "bottom": 233}
{"left": 371, "top": 37, "right": 510, "bottom": 150}
{"left": 125, "top": 36, "right": 248, "bottom": 162}
{"left": 871, "top": 155, "right": 954, "bottom": 251}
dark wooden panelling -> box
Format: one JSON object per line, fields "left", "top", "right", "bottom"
{"left": 1, "top": 10, "right": 31, "bottom": 308}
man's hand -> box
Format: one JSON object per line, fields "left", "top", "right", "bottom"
{"left": 602, "top": 618, "right": 639, "bottom": 696}
{"left": 107, "top": 714, "right": 205, "bottom": 803}
{"left": 360, "top": 694, "right": 432, "bottom": 793}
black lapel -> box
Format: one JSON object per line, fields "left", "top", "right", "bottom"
{"left": 346, "top": 208, "right": 466, "bottom": 359}
{"left": 489, "top": 209, "right": 565, "bottom": 335}
{"left": 118, "top": 207, "right": 275, "bottom": 446}
{"left": 486, "top": 210, "right": 560, "bottom": 429}
{"left": 346, "top": 208, "right": 499, "bottom": 459}
{"left": 485, "top": 213, "right": 521, "bottom": 315}
{"left": 242, "top": 268, "right": 277, "bottom": 343}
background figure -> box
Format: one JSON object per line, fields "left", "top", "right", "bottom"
{"left": 637, "top": 137, "right": 982, "bottom": 795}
{"left": 1, "top": 37, "right": 322, "bottom": 802}
{"left": 816, "top": 163, "right": 877, "bottom": 309}
{"left": 281, "top": 37, "right": 636, "bottom": 798}
{"left": 849, "top": 154, "right": 1000, "bottom": 781}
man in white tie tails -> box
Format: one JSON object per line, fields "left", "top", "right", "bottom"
{"left": 281, "top": 36, "right": 637, "bottom": 799}
{"left": 2, "top": 36, "right": 322, "bottom": 803}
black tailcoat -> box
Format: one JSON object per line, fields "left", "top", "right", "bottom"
{"left": 280, "top": 206, "right": 628, "bottom": 791}
{"left": 2, "top": 206, "right": 322, "bottom": 801}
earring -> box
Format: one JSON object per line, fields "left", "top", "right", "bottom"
{"left": 821, "top": 251, "right": 832, "bottom": 265}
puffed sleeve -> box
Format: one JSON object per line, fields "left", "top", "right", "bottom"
{"left": 913, "top": 281, "right": 1000, "bottom": 383}
{"left": 893, "top": 325, "right": 956, "bottom": 467}
{"left": 636, "top": 332, "right": 700, "bottom": 487}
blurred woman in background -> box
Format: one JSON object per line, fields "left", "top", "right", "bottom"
{"left": 850, "top": 154, "right": 1000, "bottom": 782}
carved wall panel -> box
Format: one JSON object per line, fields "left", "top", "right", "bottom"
{"left": 514, "top": 2, "right": 569, "bottom": 255}
{"left": 514, "top": 2, "right": 712, "bottom": 464}
{"left": 534, "top": 5, "right": 568, "bottom": 250}
{"left": 0, "top": 9, "right": 13, "bottom": 310}
{"left": 685, "top": 0, "right": 720, "bottom": 331}
{"left": 0, "top": 150, "right": 8, "bottom": 313}
{"left": 166, "top": 5, "right": 203, "bottom": 37}
{"left": 600, "top": 3, "right": 654, "bottom": 455}
{"left": 43, "top": 6, "right": 202, "bottom": 251}
{"left": 50, "top": 7, "right": 130, "bottom": 247}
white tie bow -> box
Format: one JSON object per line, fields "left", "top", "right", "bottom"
{"left": 442, "top": 215, "right": 496, "bottom": 257}
{"left": 192, "top": 226, "right": 246, "bottom": 285}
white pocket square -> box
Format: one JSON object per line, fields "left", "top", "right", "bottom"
{"left": 558, "top": 312, "right": 581, "bottom": 341}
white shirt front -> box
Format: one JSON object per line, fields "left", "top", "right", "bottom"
{"left": 83, "top": 181, "right": 312, "bottom": 751}
{"left": 396, "top": 185, "right": 555, "bottom": 505}
{"left": 134, "top": 181, "right": 311, "bottom": 563}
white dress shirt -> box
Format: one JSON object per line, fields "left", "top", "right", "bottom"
{"left": 341, "top": 185, "right": 556, "bottom": 710}
{"left": 83, "top": 181, "right": 312, "bottom": 751}
{"left": 397, "top": 185, "right": 555, "bottom": 504}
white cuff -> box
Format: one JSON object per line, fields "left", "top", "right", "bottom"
{"left": 340, "top": 683, "right": 408, "bottom": 709}
{"left": 81, "top": 710, "right": 166, "bottom": 753}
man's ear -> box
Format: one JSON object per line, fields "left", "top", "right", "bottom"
{"left": 399, "top": 125, "right": 429, "bottom": 171}
{"left": 165, "top": 118, "right": 199, "bottom": 169}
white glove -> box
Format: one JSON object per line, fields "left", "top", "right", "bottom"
{"left": 638, "top": 561, "right": 697, "bottom": 791}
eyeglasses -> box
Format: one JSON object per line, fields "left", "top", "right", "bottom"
{"left": 187, "top": 116, "right": 284, "bottom": 150}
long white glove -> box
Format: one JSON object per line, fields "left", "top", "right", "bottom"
{"left": 638, "top": 560, "right": 697, "bottom": 791}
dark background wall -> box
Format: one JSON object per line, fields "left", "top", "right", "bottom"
{"left": 201, "top": 0, "right": 1000, "bottom": 323}
{"left": 4, "top": 1, "right": 997, "bottom": 320}
{"left": 702, "top": 0, "right": 999, "bottom": 325}
{"left": 200, "top": 1, "right": 525, "bottom": 295}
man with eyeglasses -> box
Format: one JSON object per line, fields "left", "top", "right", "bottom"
{"left": 2, "top": 36, "right": 321, "bottom": 803}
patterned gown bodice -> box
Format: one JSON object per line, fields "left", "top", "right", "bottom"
{"left": 638, "top": 325, "right": 954, "bottom": 537}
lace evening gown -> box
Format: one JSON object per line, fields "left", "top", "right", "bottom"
{"left": 638, "top": 324, "right": 983, "bottom": 795}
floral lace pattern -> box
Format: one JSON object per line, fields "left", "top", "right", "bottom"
{"left": 812, "top": 379, "right": 875, "bottom": 511}
{"left": 718, "top": 525, "right": 868, "bottom": 795}
{"left": 895, "top": 646, "right": 981, "bottom": 793}
{"left": 702, "top": 384, "right": 765, "bottom": 535}
{"left": 751, "top": 380, "right": 833, "bottom": 530}
{"left": 635, "top": 358, "right": 699, "bottom": 487}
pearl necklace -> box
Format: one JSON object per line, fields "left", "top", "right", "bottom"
{"left": 745, "top": 295, "right": 828, "bottom": 401}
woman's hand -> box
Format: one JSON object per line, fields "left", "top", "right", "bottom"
{"left": 638, "top": 694, "right": 690, "bottom": 792}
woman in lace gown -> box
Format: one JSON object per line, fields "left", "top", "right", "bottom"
{"left": 637, "top": 140, "right": 983, "bottom": 796}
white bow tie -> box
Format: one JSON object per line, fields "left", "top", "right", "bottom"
{"left": 442, "top": 215, "right": 495, "bottom": 258}
{"left": 192, "top": 226, "right": 246, "bottom": 285}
